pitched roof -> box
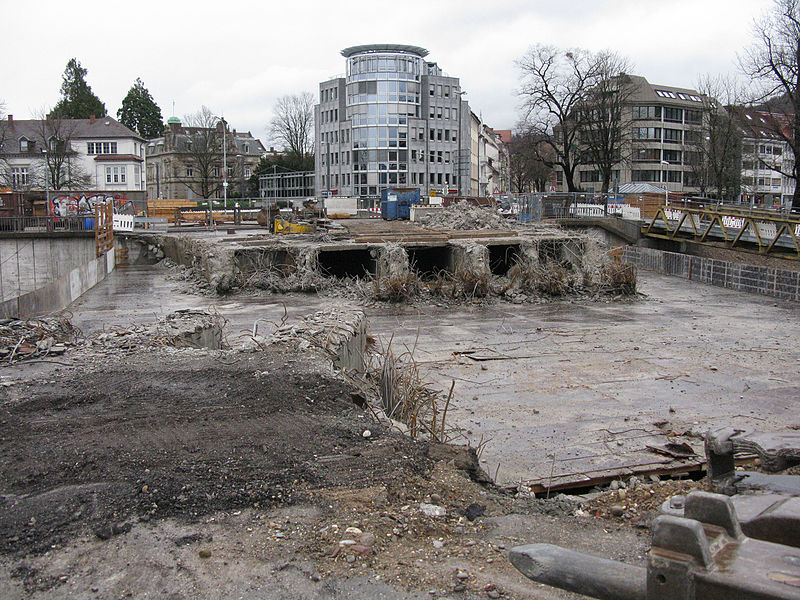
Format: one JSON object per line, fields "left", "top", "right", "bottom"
{"left": 730, "top": 106, "right": 792, "bottom": 141}
{"left": 2, "top": 116, "right": 144, "bottom": 142}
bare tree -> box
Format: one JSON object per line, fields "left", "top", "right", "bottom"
{"left": 685, "top": 75, "right": 744, "bottom": 201}
{"left": 31, "top": 111, "right": 91, "bottom": 191}
{"left": 269, "top": 92, "right": 315, "bottom": 171}
{"left": 508, "top": 129, "right": 552, "bottom": 193}
{"left": 177, "top": 106, "right": 240, "bottom": 200}
{"left": 517, "top": 45, "right": 607, "bottom": 191}
{"left": 742, "top": 0, "right": 800, "bottom": 210}
{"left": 577, "top": 54, "right": 636, "bottom": 194}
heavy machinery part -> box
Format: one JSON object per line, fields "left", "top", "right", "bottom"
{"left": 510, "top": 491, "right": 800, "bottom": 599}
{"left": 662, "top": 493, "right": 800, "bottom": 549}
{"left": 273, "top": 218, "right": 315, "bottom": 235}
{"left": 509, "top": 543, "right": 645, "bottom": 600}
{"left": 706, "top": 427, "right": 800, "bottom": 495}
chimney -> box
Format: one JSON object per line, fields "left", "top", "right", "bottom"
{"left": 7, "top": 115, "right": 12, "bottom": 122}
{"left": 90, "top": 115, "right": 96, "bottom": 124}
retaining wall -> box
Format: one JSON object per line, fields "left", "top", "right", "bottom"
{"left": 0, "top": 242, "right": 115, "bottom": 318}
{"left": 623, "top": 245, "right": 800, "bottom": 302}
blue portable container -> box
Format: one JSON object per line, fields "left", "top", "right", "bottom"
{"left": 380, "top": 199, "right": 398, "bottom": 220}
{"left": 381, "top": 188, "right": 421, "bottom": 220}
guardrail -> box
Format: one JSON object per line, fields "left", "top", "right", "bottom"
{"left": 0, "top": 215, "right": 95, "bottom": 232}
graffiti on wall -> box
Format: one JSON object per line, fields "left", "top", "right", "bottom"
{"left": 50, "top": 194, "right": 133, "bottom": 217}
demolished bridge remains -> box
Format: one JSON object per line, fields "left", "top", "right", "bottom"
{"left": 118, "top": 210, "right": 635, "bottom": 301}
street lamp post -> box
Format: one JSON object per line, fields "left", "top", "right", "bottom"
{"left": 661, "top": 160, "right": 670, "bottom": 206}
{"left": 238, "top": 154, "right": 245, "bottom": 202}
{"left": 42, "top": 149, "right": 50, "bottom": 224}
{"left": 222, "top": 118, "right": 228, "bottom": 208}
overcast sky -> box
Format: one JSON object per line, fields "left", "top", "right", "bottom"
{"left": 1, "top": 0, "right": 774, "bottom": 145}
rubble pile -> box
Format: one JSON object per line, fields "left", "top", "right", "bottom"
{"left": 92, "top": 310, "right": 226, "bottom": 350}
{"left": 417, "top": 202, "right": 517, "bottom": 230}
{"left": 268, "top": 307, "right": 367, "bottom": 371}
{"left": 0, "top": 316, "right": 76, "bottom": 362}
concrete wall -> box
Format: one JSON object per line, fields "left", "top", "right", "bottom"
{"left": 0, "top": 238, "right": 114, "bottom": 319}
{"left": 0, "top": 236, "right": 97, "bottom": 301}
{"left": 623, "top": 245, "right": 800, "bottom": 302}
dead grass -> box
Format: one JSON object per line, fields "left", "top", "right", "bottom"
{"left": 370, "top": 272, "right": 421, "bottom": 303}
{"left": 600, "top": 262, "right": 637, "bottom": 295}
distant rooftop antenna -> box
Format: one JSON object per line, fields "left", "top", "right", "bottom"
{"left": 172, "top": 100, "right": 175, "bottom": 116}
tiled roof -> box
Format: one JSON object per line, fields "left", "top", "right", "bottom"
{"left": 2, "top": 116, "right": 143, "bottom": 142}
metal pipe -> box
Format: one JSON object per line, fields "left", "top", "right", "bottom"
{"left": 509, "top": 544, "right": 646, "bottom": 600}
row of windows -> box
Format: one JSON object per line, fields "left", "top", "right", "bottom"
{"left": 631, "top": 169, "right": 686, "bottom": 183}
{"left": 654, "top": 89, "right": 702, "bottom": 102}
{"left": 320, "top": 108, "right": 338, "bottom": 123}
{"left": 429, "top": 83, "right": 455, "bottom": 98}
{"left": 321, "top": 87, "right": 338, "bottom": 103}
{"left": 632, "top": 148, "right": 683, "bottom": 162}
{"left": 106, "top": 166, "right": 126, "bottom": 183}
{"left": 742, "top": 176, "right": 783, "bottom": 187}
{"left": 88, "top": 142, "right": 118, "bottom": 155}
{"left": 742, "top": 144, "right": 784, "bottom": 156}
{"left": 429, "top": 105, "right": 458, "bottom": 120}
{"left": 347, "top": 55, "right": 422, "bottom": 77}
{"left": 631, "top": 127, "right": 692, "bottom": 143}
{"left": 632, "top": 106, "right": 702, "bottom": 124}
{"left": 348, "top": 103, "right": 419, "bottom": 125}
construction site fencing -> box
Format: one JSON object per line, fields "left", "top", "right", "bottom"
{"left": 511, "top": 193, "right": 649, "bottom": 222}
{"left": 0, "top": 216, "right": 96, "bottom": 233}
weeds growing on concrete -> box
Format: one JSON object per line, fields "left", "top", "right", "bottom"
{"left": 370, "top": 272, "right": 421, "bottom": 303}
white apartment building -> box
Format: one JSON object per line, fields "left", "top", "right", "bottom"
{"left": 0, "top": 115, "right": 146, "bottom": 199}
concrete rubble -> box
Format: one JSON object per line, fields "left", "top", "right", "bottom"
{"left": 0, "top": 316, "right": 75, "bottom": 362}
{"left": 415, "top": 202, "right": 519, "bottom": 230}
{"left": 90, "top": 309, "right": 225, "bottom": 350}
{"left": 267, "top": 307, "right": 367, "bottom": 372}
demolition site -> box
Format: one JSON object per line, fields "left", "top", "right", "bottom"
{"left": 1, "top": 200, "right": 800, "bottom": 599}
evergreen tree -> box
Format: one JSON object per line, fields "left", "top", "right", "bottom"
{"left": 52, "top": 58, "right": 106, "bottom": 119}
{"left": 117, "top": 78, "right": 164, "bottom": 139}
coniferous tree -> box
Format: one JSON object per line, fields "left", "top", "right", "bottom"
{"left": 52, "top": 58, "right": 106, "bottom": 119}
{"left": 117, "top": 78, "right": 164, "bottom": 139}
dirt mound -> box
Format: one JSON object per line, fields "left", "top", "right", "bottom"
{"left": 0, "top": 347, "right": 433, "bottom": 556}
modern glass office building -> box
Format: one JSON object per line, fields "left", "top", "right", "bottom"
{"left": 315, "top": 44, "right": 470, "bottom": 199}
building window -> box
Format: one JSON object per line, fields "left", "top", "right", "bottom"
{"left": 579, "top": 170, "right": 601, "bottom": 182}
{"left": 90, "top": 142, "right": 118, "bottom": 154}
{"left": 663, "top": 128, "right": 682, "bottom": 143}
{"left": 632, "top": 127, "right": 661, "bottom": 140}
{"left": 633, "top": 148, "right": 661, "bottom": 162}
{"left": 631, "top": 170, "right": 660, "bottom": 182}
{"left": 663, "top": 149, "right": 682, "bottom": 163}
{"left": 186, "top": 167, "right": 194, "bottom": 177}
{"left": 245, "top": 166, "right": 251, "bottom": 178}
{"left": 663, "top": 107, "right": 683, "bottom": 122}
{"left": 19, "top": 139, "right": 29, "bottom": 152}
{"left": 11, "top": 167, "right": 28, "bottom": 187}
{"left": 105, "top": 166, "right": 127, "bottom": 184}
{"left": 684, "top": 110, "right": 702, "bottom": 124}
{"left": 632, "top": 106, "right": 661, "bottom": 120}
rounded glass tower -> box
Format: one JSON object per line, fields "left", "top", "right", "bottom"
{"left": 341, "top": 44, "right": 428, "bottom": 194}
